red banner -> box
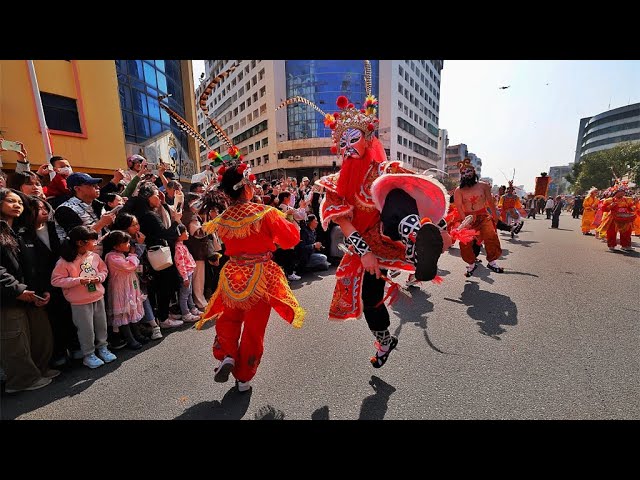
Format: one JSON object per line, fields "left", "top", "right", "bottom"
{"left": 534, "top": 176, "right": 551, "bottom": 198}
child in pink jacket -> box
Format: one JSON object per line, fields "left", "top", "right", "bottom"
{"left": 51, "top": 225, "right": 116, "bottom": 369}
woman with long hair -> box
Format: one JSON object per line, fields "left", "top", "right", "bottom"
{"left": 1, "top": 188, "right": 57, "bottom": 392}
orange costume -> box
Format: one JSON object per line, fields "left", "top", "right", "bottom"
{"left": 634, "top": 198, "right": 640, "bottom": 236}
{"left": 581, "top": 189, "right": 598, "bottom": 234}
{"left": 199, "top": 198, "right": 305, "bottom": 383}
{"left": 498, "top": 192, "right": 525, "bottom": 224}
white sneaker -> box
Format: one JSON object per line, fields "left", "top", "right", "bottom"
{"left": 159, "top": 318, "right": 184, "bottom": 329}
{"left": 168, "top": 312, "right": 182, "bottom": 320}
{"left": 236, "top": 380, "right": 252, "bottom": 392}
{"left": 287, "top": 273, "right": 301, "bottom": 281}
{"left": 190, "top": 307, "right": 204, "bottom": 316}
{"left": 150, "top": 326, "right": 163, "bottom": 340}
{"left": 181, "top": 313, "right": 201, "bottom": 323}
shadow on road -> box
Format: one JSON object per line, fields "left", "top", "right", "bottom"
{"left": 359, "top": 375, "right": 396, "bottom": 420}
{"left": 506, "top": 239, "right": 540, "bottom": 248}
{"left": 174, "top": 386, "right": 252, "bottom": 420}
{"left": 311, "top": 405, "right": 330, "bottom": 420}
{"left": 254, "top": 405, "right": 286, "bottom": 420}
{"left": 445, "top": 281, "right": 518, "bottom": 340}
{"left": 288, "top": 266, "right": 336, "bottom": 290}
{"left": 390, "top": 286, "right": 436, "bottom": 347}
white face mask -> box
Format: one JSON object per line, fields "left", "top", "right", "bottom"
{"left": 57, "top": 166, "right": 73, "bottom": 176}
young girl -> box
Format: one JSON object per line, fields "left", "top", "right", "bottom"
{"left": 174, "top": 223, "right": 201, "bottom": 322}
{"left": 51, "top": 225, "right": 116, "bottom": 369}
{"left": 102, "top": 230, "right": 146, "bottom": 349}
{"left": 111, "top": 213, "right": 162, "bottom": 340}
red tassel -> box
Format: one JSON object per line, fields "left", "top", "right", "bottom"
{"left": 336, "top": 96, "right": 349, "bottom": 109}
{"left": 451, "top": 227, "right": 479, "bottom": 245}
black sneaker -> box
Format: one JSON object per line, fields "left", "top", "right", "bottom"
{"left": 413, "top": 223, "right": 443, "bottom": 281}
{"left": 370, "top": 336, "right": 399, "bottom": 368}
{"left": 108, "top": 333, "right": 127, "bottom": 351}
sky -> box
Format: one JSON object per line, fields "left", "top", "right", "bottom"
{"left": 192, "top": 60, "right": 640, "bottom": 192}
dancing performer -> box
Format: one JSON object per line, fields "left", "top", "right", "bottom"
{"left": 581, "top": 187, "right": 598, "bottom": 235}
{"left": 277, "top": 61, "right": 452, "bottom": 368}
{"left": 453, "top": 158, "right": 504, "bottom": 276}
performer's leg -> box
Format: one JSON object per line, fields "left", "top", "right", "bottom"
{"left": 380, "top": 189, "right": 442, "bottom": 281}
{"left": 496, "top": 219, "right": 511, "bottom": 232}
{"left": 361, "top": 272, "right": 397, "bottom": 368}
{"left": 212, "top": 307, "right": 243, "bottom": 363}
{"left": 606, "top": 223, "right": 617, "bottom": 248}
{"left": 234, "top": 300, "right": 272, "bottom": 384}
{"left": 380, "top": 189, "right": 418, "bottom": 240}
{"left": 480, "top": 218, "right": 503, "bottom": 271}
{"left": 619, "top": 228, "right": 632, "bottom": 249}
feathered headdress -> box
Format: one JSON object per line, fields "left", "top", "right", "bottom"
{"left": 275, "top": 60, "right": 379, "bottom": 154}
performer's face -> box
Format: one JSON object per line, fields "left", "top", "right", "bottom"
{"left": 339, "top": 128, "right": 367, "bottom": 159}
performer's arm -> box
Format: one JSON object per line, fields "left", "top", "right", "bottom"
{"left": 334, "top": 217, "right": 381, "bottom": 279}
{"left": 267, "top": 208, "right": 301, "bottom": 250}
{"left": 485, "top": 185, "right": 500, "bottom": 221}
{"left": 453, "top": 188, "right": 466, "bottom": 220}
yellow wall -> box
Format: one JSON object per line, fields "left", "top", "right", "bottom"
{"left": 0, "top": 60, "right": 126, "bottom": 175}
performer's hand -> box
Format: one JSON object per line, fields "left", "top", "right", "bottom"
{"left": 361, "top": 252, "right": 381, "bottom": 279}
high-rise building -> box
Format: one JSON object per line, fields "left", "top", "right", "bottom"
{"left": 445, "top": 143, "right": 468, "bottom": 182}
{"left": 575, "top": 103, "right": 640, "bottom": 162}
{"left": 196, "top": 60, "right": 443, "bottom": 181}
{"left": 438, "top": 128, "right": 449, "bottom": 174}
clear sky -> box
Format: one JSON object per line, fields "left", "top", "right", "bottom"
{"left": 192, "top": 60, "right": 640, "bottom": 192}
{"left": 439, "top": 60, "right": 640, "bottom": 191}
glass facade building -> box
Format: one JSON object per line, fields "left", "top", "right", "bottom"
{"left": 284, "top": 60, "right": 379, "bottom": 141}
{"left": 115, "top": 60, "right": 189, "bottom": 153}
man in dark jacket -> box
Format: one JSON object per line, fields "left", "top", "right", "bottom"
{"left": 296, "top": 214, "right": 330, "bottom": 273}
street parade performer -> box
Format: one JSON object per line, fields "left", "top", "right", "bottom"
{"left": 453, "top": 158, "right": 505, "bottom": 276}
{"left": 157, "top": 65, "right": 304, "bottom": 393}
{"left": 581, "top": 187, "right": 599, "bottom": 235}
{"left": 276, "top": 61, "right": 468, "bottom": 369}
{"left": 196, "top": 151, "right": 305, "bottom": 393}
{"left": 498, "top": 180, "right": 525, "bottom": 237}
{"left": 600, "top": 180, "right": 636, "bottom": 252}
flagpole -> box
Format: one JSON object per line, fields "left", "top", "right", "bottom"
{"left": 26, "top": 60, "right": 54, "bottom": 160}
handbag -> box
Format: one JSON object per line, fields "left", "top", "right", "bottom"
{"left": 147, "top": 245, "right": 173, "bottom": 271}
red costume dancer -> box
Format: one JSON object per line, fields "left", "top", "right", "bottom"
{"left": 600, "top": 181, "right": 636, "bottom": 251}
{"left": 277, "top": 60, "right": 450, "bottom": 369}
{"left": 197, "top": 160, "right": 304, "bottom": 392}
{"left": 183, "top": 64, "right": 304, "bottom": 393}
{"left": 453, "top": 158, "right": 504, "bottom": 276}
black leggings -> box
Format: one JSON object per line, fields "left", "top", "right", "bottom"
{"left": 361, "top": 271, "right": 390, "bottom": 332}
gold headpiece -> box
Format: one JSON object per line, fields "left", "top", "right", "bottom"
{"left": 457, "top": 158, "right": 475, "bottom": 172}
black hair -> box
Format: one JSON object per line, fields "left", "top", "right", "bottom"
{"left": 9, "top": 171, "right": 41, "bottom": 191}
{"left": 219, "top": 166, "right": 245, "bottom": 199}
{"left": 306, "top": 214, "right": 317, "bottom": 225}
{"left": 59, "top": 225, "right": 99, "bottom": 262}
{"left": 103, "top": 193, "right": 119, "bottom": 209}
{"left": 176, "top": 223, "right": 188, "bottom": 236}
{"left": 167, "top": 180, "right": 181, "bottom": 190}
{"left": 101, "top": 230, "right": 132, "bottom": 257}
{"left": 189, "top": 182, "right": 205, "bottom": 192}
{"left": 50, "top": 155, "right": 68, "bottom": 167}
{"left": 111, "top": 212, "right": 138, "bottom": 232}
{"left": 277, "top": 191, "right": 291, "bottom": 205}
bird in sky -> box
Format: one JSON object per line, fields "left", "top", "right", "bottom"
{"left": 499, "top": 85, "right": 510, "bottom": 90}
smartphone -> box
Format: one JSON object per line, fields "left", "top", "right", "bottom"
{"left": 110, "top": 204, "right": 124, "bottom": 215}
{"left": 175, "top": 202, "right": 183, "bottom": 212}
{"left": 33, "top": 293, "right": 47, "bottom": 302}
{"left": 1, "top": 139, "right": 22, "bottom": 152}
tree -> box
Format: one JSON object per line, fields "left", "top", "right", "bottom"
{"left": 441, "top": 175, "right": 459, "bottom": 193}
{"left": 570, "top": 142, "right": 640, "bottom": 194}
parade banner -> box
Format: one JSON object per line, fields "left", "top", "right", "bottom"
{"left": 534, "top": 173, "right": 551, "bottom": 198}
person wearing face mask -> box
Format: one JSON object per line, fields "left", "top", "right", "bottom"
{"left": 276, "top": 61, "right": 453, "bottom": 369}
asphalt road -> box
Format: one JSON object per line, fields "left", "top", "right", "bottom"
{"left": 2, "top": 213, "right": 639, "bottom": 420}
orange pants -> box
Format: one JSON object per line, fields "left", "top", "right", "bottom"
{"left": 460, "top": 215, "right": 502, "bottom": 263}
{"left": 212, "top": 299, "right": 271, "bottom": 382}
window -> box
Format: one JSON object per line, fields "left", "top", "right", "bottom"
{"left": 258, "top": 68, "right": 265, "bottom": 81}
{"left": 41, "top": 92, "right": 82, "bottom": 133}
{"left": 259, "top": 86, "right": 266, "bottom": 97}
{"left": 239, "top": 86, "right": 244, "bottom": 96}
{"left": 399, "top": 65, "right": 404, "bottom": 76}
{"left": 254, "top": 141, "right": 260, "bottom": 151}
{"left": 248, "top": 144, "right": 254, "bottom": 153}
{"left": 253, "top": 92, "right": 258, "bottom": 103}
{"left": 251, "top": 60, "right": 256, "bottom": 69}
{"left": 257, "top": 157, "right": 261, "bottom": 165}
{"left": 397, "top": 135, "right": 402, "bottom": 144}
{"left": 261, "top": 137, "right": 268, "bottom": 148}
{"left": 260, "top": 104, "right": 267, "bottom": 115}
{"left": 263, "top": 154, "right": 269, "bottom": 165}
{"left": 398, "top": 83, "right": 403, "bottom": 94}
{"left": 252, "top": 75, "right": 257, "bottom": 86}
